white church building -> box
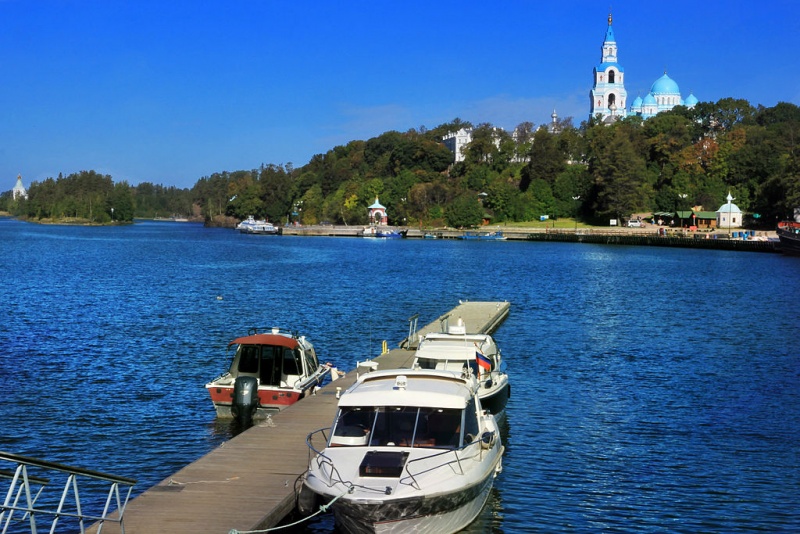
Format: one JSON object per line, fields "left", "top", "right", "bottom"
{"left": 716, "top": 192, "right": 743, "bottom": 229}
{"left": 590, "top": 14, "right": 698, "bottom": 122}
{"left": 12, "top": 174, "right": 27, "bottom": 200}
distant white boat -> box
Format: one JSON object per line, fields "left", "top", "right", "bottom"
{"left": 236, "top": 216, "right": 278, "bottom": 235}
{"left": 459, "top": 231, "right": 506, "bottom": 240}
{"left": 361, "top": 226, "right": 402, "bottom": 238}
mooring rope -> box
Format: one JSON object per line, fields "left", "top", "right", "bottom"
{"left": 228, "top": 488, "right": 350, "bottom": 534}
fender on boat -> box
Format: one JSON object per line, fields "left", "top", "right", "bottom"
{"left": 296, "top": 483, "right": 319, "bottom": 516}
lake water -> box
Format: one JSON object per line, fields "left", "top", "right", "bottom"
{"left": 1, "top": 218, "right": 799, "bottom": 533}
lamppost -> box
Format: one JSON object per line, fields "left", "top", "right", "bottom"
{"left": 726, "top": 192, "right": 735, "bottom": 237}
{"left": 572, "top": 196, "right": 581, "bottom": 231}
{"left": 677, "top": 193, "right": 687, "bottom": 227}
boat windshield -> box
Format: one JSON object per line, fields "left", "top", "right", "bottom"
{"left": 330, "top": 406, "right": 466, "bottom": 449}
{"left": 415, "top": 357, "right": 478, "bottom": 376}
{"left": 233, "top": 344, "right": 305, "bottom": 386}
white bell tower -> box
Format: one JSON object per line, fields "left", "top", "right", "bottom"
{"left": 590, "top": 13, "right": 628, "bottom": 122}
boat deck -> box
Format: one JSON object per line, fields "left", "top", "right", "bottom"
{"left": 88, "top": 301, "right": 509, "bottom": 534}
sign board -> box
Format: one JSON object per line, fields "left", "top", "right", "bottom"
{"left": 610, "top": 219, "right": 618, "bottom": 226}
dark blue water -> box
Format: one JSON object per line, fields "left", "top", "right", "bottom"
{"left": 2, "top": 218, "right": 799, "bottom": 532}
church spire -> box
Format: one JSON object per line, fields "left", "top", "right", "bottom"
{"left": 604, "top": 10, "right": 616, "bottom": 46}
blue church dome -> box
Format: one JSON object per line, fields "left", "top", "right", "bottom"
{"left": 632, "top": 95, "right": 643, "bottom": 107}
{"left": 651, "top": 73, "right": 680, "bottom": 95}
{"left": 684, "top": 93, "right": 698, "bottom": 107}
{"left": 643, "top": 93, "right": 657, "bottom": 105}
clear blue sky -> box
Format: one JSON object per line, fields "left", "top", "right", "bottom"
{"left": 3, "top": 1, "right": 799, "bottom": 190}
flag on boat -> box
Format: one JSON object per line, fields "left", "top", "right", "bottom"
{"left": 476, "top": 350, "right": 491, "bottom": 373}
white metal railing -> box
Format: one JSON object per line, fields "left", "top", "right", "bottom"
{"left": 1, "top": 451, "right": 136, "bottom": 534}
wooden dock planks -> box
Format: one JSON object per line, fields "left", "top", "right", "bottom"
{"left": 88, "top": 301, "right": 509, "bottom": 534}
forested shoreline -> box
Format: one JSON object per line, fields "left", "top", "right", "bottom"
{"left": 3, "top": 98, "right": 798, "bottom": 228}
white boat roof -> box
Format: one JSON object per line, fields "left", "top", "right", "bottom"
{"left": 340, "top": 370, "right": 472, "bottom": 409}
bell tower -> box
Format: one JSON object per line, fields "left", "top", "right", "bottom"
{"left": 590, "top": 13, "right": 628, "bottom": 122}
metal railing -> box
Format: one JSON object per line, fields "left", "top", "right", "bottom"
{"left": 401, "top": 313, "right": 420, "bottom": 349}
{"left": 1, "top": 451, "right": 136, "bottom": 534}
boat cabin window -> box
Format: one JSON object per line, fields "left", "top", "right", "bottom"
{"left": 420, "top": 408, "right": 462, "bottom": 448}
{"left": 259, "top": 346, "right": 280, "bottom": 386}
{"left": 415, "top": 358, "right": 437, "bottom": 370}
{"left": 463, "top": 398, "right": 480, "bottom": 443}
{"left": 330, "top": 406, "right": 464, "bottom": 449}
{"left": 416, "top": 357, "right": 476, "bottom": 376}
{"left": 237, "top": 346, "right": 260, "bottom": 374}
{"left": 303, "top": 348, "right": 318, "bottom": 376}
{"left": 330, "top": 408, "right": 377, "bottom": 447}
{"left": 235, "top": 344, "right": 306, "bottom": 386}
{"left": 282, "top": 348, "right": 300, "bottom": 376}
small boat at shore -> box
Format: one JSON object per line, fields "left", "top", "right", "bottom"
{"left": 458, "top": 231, "right": 506, "bottom": 240}
{"left": 377, "top": 230, "right": 402, "bottom": 238}
{"left": 299, "top": 369, "right": 503, "bottom": 534}
{"left": 777, "top": 220, "right": 800, "bottom": 255}
{"left": 362, "top": 226, "right": 402, "bottom": 238}
{"left": 412, "top": 319, "right": 509, "bottom": 418}
{"left": 236, "top": 216, "right": 279, "bottom": 235}
{"left": 205, "top": 328, "right": 332, "bottom": 425}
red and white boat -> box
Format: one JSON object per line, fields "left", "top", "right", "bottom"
{"left": 205, "top": 328, "right": 332, "bottom": 424}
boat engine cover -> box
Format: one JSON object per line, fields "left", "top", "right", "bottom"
{"left": 232, "top": 376, "right": 259, "bottom": 424}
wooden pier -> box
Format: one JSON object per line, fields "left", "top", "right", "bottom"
{"left": 88, "top": 301, "right": 509, "bottom": 534}
{"left": 526, "top": 229, "right": 778, "bottom": 252}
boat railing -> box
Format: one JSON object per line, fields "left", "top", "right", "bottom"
{"left": 403, "top": 313, "right": 420, "bottom": 349}
{"left": 247, "top": 326, "right": 300, "bottom": 338}
{"left": 305, "top": 428, "right": 332, "bottom": 465}
{"left": 306, "top": 428, "right": 356, "bottom": 491}
{"left": 1, "top": 451, "right": 136, "bottom": 534}
{"left": 294, "top": 364, "right": 332, "bottom": 392}
{"left": 400, "top": 430, "right": 499, "bottom": 490}
{"left": 399, "top": 442, "right": 478, "bottom": 490}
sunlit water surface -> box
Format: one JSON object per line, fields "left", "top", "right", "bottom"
{"left": 1, "top": 218, "right": 798, "bottom": 532}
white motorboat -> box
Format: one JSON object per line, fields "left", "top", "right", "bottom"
{"left": 412, "top": 319, "right": 510, "bottom": 419}
{"left": 236, "top": 215, "right": 279, "bottom": 235}
{"left": 299, "top": 369, "right": 504, "bottom": 534}
{"left": 205, "top": 327, "right": 331, "bottom": 425}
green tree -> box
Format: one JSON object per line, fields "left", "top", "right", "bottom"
{"left": 588, "top": 124, "right": 650, "bottom": 219}
{"left": 445, "top": 193, "right": 483, "bottom": 228}
{"left": 520, "top": 128, "right": 566, "bottom": 191}
{"left": 109, "top": 181, "right": 134, "bottom": 222}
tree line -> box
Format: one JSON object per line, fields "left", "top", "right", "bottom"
{"left": 3, "top": 98, "right": 798, "bottom": 228}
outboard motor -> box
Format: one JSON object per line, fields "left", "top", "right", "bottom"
{"left": 231, "top": 376, "right": 259, "bottom": 427}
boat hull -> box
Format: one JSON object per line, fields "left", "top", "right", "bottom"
{"left": 316, "top": 451, "right": 501, "bottom": 534}
{"left": 479, "top": 379, "right": 510, "bottom": 420}
{"left": 777, "top": 222, "right": 800, "bottom": 255}
{"left": 206, "top": 384, "right": 306, "bottom": 418}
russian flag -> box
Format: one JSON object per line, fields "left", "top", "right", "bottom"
{"left": 476, "top": 351, "right": 491, "bottom": 373}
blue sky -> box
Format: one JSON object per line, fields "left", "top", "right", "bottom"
{"left": 3, "top": 1, "right": 799, "bottom": 190}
